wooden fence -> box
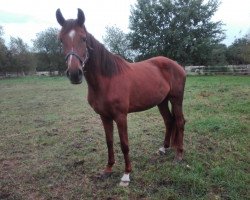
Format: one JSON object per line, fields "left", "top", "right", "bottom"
{"left": 185, "top": 65, "right": 250, "bottom": 75}
{"left": 1, "top": 65, "right": 250, "bottom": 78}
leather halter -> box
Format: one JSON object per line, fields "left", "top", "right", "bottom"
{"left": 65, "top": 47, "right": 89, "bottom": 69}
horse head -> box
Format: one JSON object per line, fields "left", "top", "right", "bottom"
{"left": 56, "top": 8, "right": 88, "bottom": 84}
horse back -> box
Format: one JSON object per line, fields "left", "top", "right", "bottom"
{"left": 145, "top": 56, "right": 186, "bottom": 96}
{"left": 123, "top": 56, "right": 185, "bottom": 112}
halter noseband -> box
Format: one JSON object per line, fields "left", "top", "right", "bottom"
{"left": 65, "top": 47, "right": 89, "bottom": 69}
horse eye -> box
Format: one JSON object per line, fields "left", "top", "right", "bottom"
{"left": 82, "top": 38, "right": 87, "bottom": 42}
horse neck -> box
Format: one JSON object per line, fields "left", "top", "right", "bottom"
{"left": 84, "top": 33, "right": 127, "bottom": 90}
{"left": 83, "top": 35, "right": 107, "bottom": 89}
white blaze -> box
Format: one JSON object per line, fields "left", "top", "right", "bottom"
{"left": 69, "top": 55, "right": 72, "bottom": 66}
{"left": 67, "top": 31, "right": 75, "bottom": 68}
{"left": 68, "top": 30, "right": 76, "bottom": 41}
{"left": 68, "top": 48, "right": 74, "bottom": 67}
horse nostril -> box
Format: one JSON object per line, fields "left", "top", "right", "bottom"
{"left": 78, "top": 69, "right": 83, "bottom": 77}
{"left": 66, "top": 69, "right": 82, "bottom": 84}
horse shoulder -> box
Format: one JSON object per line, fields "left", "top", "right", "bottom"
{"left": 87, "top": 76, "right": 130, "bottom": 116}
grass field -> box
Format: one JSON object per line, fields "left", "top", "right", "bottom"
{"left": 0, "top": 75, "right": 249, "bottom": 200}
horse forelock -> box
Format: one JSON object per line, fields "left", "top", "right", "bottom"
{"left": 59, "top": 19, "right": 85, "bottom": 36}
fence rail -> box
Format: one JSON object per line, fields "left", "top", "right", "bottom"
{"left": 185, "top": 65, "right": 250, "bottom": 75}
{"left": 1, "top": 65, "right": 250, "bottom": 78}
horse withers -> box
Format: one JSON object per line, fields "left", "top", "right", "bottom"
{"left": 56, "top": 8, "right": 186, "bottom": 186}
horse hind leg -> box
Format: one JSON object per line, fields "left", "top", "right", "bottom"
{"left": 157, "top": 98, "right": 174, "bottom": 154}
{"left": 170, "top": 98, "right": 185, "bottom": 162}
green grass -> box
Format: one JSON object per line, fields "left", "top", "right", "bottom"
{"left": 0, "top": 76, "right": 249, "bottom": 199}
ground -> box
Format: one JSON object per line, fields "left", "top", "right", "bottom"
{"left": 0, "top": 76, "right": 249, "bottom": 199}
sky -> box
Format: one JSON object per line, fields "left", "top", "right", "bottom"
{"left": 0, "top": 0, "right": 249, "bottom": 47}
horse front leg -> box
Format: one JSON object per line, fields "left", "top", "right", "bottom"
{"left": 115, "top": 114, "right": 131, "bottom": 186}
{"left": 100, "top": 115, "right": 115, "bottom": 177}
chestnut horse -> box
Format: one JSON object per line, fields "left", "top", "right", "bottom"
{"left": 56, "top": 8, "right": 186, "bottom": 186}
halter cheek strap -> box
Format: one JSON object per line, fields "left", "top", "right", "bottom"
{"left": 65, "top": 47, "right": 89, "bottom": 69}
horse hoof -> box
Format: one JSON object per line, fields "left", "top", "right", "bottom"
{"left": 97, "top": 171, "right": 112, "bottom": 179}
{"left": 173, "top": 158, "right": 183, "bottom": 165}
{"left": 158, "top": 147, "right": 170, "bottom": 155}
{"left": 119, "top": 173, "right": 130, "bottom": 187}
{"left": 119, "top": 181, "right": 129, "bottom": 187}
{"left": 158, "top": 147, "right": 166, "bottom": 155}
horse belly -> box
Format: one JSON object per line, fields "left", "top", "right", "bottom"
{"left": 128, "top": 75, "right": 170, "bottom": 113}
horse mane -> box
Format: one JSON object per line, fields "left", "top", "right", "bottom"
{"left": 86, "top": 33, "right": 129, "bottom": 77}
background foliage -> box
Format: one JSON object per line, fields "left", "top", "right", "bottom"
{"left": 0, "top": 0, "right": 249, "bottom": 75}
{"left": 33, "top": 27, "right": 64, "bottom": 74}
{"left": 128, "top": 0, "right": 225, "bottom": 64}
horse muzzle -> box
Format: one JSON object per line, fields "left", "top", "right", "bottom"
{"left": 66, "top": 68, "right": 83, "bottom": 84}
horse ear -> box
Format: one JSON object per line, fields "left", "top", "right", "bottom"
{"left": 77, "top": 8, "right": 85, "bottom": 26}
{"left": 56, "top": 9, "right": 65, "bottom": 26}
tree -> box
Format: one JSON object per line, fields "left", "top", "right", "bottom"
{"left": 103, "top": 25, "right": 137, "bottom": 61}
{"left": 226, "top": 33, "right": 250, "bottom": 64}
{"left": 208, "top": 43, "right": 227, "bottom": 66}
{"left": 33, "top": 27, "right": 64, "bottom": 73}
{"left": 8, "top": 37, "right": 36, "bottom": 74}
{"left": 129, "top": 0, "right": 225, "bottom": 65}
{"left": 0, "top": 26, "right": 4, "bottom": 44}
{"left": 0, "top": 26, "right": 9, "bottom": 74}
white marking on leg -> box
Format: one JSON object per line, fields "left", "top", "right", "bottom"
{"left": 121, "top": 173, "right": 130, "bottom": 182}
{"left": 68, "top": 30, "right": 76, "bottom": 41}
{"left": 119, "top": 173, "right": 130, "bottom": 187}
{"left": 159, "top": 147, "right": 166, "bottom": 154}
